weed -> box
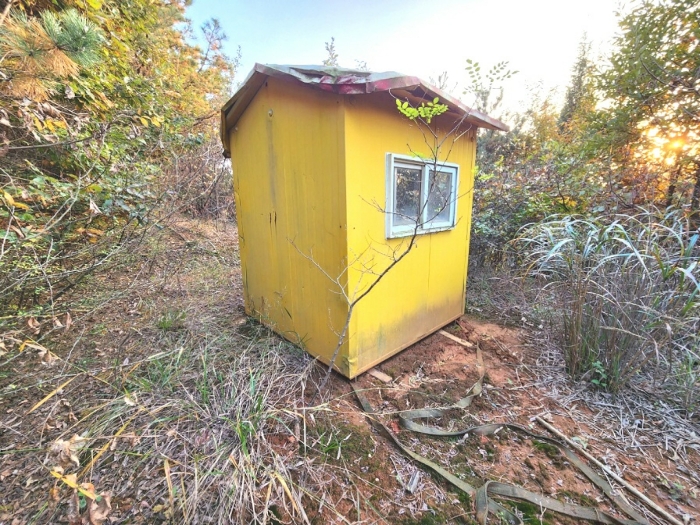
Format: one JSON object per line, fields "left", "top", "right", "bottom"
{"left": 590, "top": 360, "right": 608, "bottom": 388}
{"left": 318, "top": 431, "right": 341, "bottom": 457}
{"left": 509, "top": 501, "right": 553, "bottom": 525}
{"left": 129, "top": 348, "right": 185, "bottom": 393}
{"left": 89, "top": 323, "right": 108, "bottom": 336}
{"left": 156, "top": 308, "right": 187, "bottom": 331}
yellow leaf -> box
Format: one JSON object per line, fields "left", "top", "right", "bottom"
{"left": 164, "top": 458, "right": 175, "bottom": 513}
{"left": 271, "top": 472, "right": 300, "bottom": 514}
{"left": 3, "top": 191, "right": 15, "bottom": 207}
{"left": 50, "top": 470, "right": 98, "bottom": 500}
{"left": 152, "top": 118, "right": 161, "bottom": 127}
{"left": 13, "top": 201, "right": 30, "bottom": 210}
{"left": 87, "top": 0, "right": 103, "bottom": 10}
{"left": 33, "top": 117, "right": 44, "bottom": 131}
{"left": 96, "top": 91, "right": 114, "bottom": 108}
{"left": 139, "top": 117, "right": 149, "bottom": 127}
{"left": 19, "top": 340, "right": 48, "bottom": 353}
{"left": 86, "top": 228, "right": 104, "bottom": 236}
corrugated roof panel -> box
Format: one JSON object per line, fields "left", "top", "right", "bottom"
{"left": 220, "top": 63, "right": 508, "bottom": 156}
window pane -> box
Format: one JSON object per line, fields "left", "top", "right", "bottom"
{"left": 426, "top": 170, "right": 453, "bottom": 224}
{"left": 394, "top": 166, "right": 422, "bottom": 226}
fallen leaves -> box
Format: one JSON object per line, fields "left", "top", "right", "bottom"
{"left": 18, "top": 339, "right": 59, "bottom": 365}
{"left": 49, "top": 435, "right": 86, "bottom": 469}
{"left": 46, "top": 432, "right": 112, "bottom": 524}
{"left": 64, "top": 482, "right": 112, "bottom": 525}
{"left": 52, "top": 470, "right": 112, "bottom": 524}
{"left": 87, "top": 492, "right": 112, "bottom": 525}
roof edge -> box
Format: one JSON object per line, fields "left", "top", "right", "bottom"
{"left": 220, "top": 64, "right": 508, "bottom": 156}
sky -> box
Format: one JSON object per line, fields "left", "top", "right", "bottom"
{"left": 186, "top": 0, "right": 622, "bottom": 115}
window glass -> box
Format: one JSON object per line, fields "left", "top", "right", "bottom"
{"left": 394, "top": 166, "right": 422, "bottom": 226}
{"left": 425, "top": 170, "right": 453, "bottom": 224}
{"left": 386, "top": 154, "right": 459, "bottom": 238}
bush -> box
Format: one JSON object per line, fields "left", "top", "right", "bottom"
{"left": 512, "top": 208, "right": 699, "bottom": 406}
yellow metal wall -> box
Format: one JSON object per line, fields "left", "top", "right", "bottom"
{"left": 343, "top": 92, "right": 476, "bottom": 377}
{"left": 230, "top": 77, "right": 351, "bottom": 374}
{"left": 230, "top": 81, "right": 476, "bottom": 379}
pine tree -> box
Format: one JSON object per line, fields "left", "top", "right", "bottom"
{"left": 558, "top": 38, "right": 593, "bottom": 133}
{"left": 0, "top": 8, "right": 103, "bottom": 99}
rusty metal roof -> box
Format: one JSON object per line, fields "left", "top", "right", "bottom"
{"left": 220, "top": 63, "right": 508, "bottom": 155}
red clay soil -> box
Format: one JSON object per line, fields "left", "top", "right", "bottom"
{"left": 319, "top": 316, "right": 699, "bottom": 524}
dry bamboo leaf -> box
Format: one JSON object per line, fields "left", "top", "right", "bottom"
{"left": 123, "top": 393, "right": 136, "bottom": 406}
{"left": 28, "top": 375, "right": 78, "bottom": 414}
{"left": 66, "top": 490, "right": 81, "bottom": 525}
{"left": 38, "top": 347, "right": 59, "bottom": 366}
{"left": 49, "top": 485, "right": 60, "bottom": 502}
{"left": 89, "top": 199, "right": 101, "bottom": 216}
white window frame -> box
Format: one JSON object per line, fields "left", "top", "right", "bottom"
{"left": 385, "top": 153, "right": 459, "bottom": 239}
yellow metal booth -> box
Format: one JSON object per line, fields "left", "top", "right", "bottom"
{"left": 220, "top": 64, "right": 507, "bottom": 378}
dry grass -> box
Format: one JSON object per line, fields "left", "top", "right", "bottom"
{"left": 510, "top": 208, "right": 700, "bottom": 403}
{"left": 3, "top": 215, "right": 698, "bottom": 525}
{"left": 0, "top": 218, "right": 369, "bottom": 524}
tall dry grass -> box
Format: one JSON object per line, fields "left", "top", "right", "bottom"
{"left": 512, "top": 208, "right": 699, "bottom": 406}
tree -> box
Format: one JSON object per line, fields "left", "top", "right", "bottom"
{"left": 594, "top": 0, "right": 700, "bottom": 220}
{"left": 0, "top": 0, "right": 237, "bottom": 320}
{"left": 558, "top": 37, "right": 595, "bottom": 133}
{"left": 0, "top": 8, "right": 103, "bottom": 100}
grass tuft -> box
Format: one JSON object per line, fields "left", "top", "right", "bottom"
{"left": 512, "top": 207, "right": 699, "bottom": 405}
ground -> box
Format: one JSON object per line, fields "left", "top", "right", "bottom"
{"left": 0, "top": 217, "right": 698, "bottom": 524}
